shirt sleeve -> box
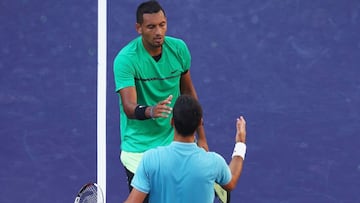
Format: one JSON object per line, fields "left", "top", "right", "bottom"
{"left": 131, "top": 152, "right": 151, "bottom": 194}
{"left": 113, "top": 53, "right": 135, "bottom": 92}
{"left": 177, "top": 39, "right": 191, "bottom": 72}
{"left": 214, "top": 153, "right": 232, "bottom": 186}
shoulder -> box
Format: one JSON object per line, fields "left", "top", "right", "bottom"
{"left": 164, "top": 36, "right": 188, "bottom": 48}
{"left": 115, "top": 37, "right": 142, "bottom": 59}
{"left": 207, "top": 151, "right": 227, "bottom": 163}
{"left": 165, "top": 36, "right": 184, "bottom": 43}
{"left": 143, "top": 145, "right": 167, "bottom": 157}
{"left": 141, "top": 146, "right": 168, "bottom": 166}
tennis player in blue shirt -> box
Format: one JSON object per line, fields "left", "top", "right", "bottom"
{"left": 124, "top": 95, "right": 247, "bottom": 203}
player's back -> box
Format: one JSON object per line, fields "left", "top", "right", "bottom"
{"left": 142, "top": 141, "right": 231, "bottom": 203}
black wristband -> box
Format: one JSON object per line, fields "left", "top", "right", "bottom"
{"left": 134, "top": 105, "right": 148, "bottom": 120}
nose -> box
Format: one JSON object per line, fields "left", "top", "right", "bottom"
{"left": 154, "top": 26, "right": 161, "bottom": 35}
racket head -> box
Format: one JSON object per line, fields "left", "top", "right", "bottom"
{"left": 214, "top": 183, "right": 230, "bottom": 203}
{"left": 74, "top": 182, "right": 104, "bottom": 203}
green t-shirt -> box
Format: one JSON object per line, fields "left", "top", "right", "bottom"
{"left": 113, "top": 36, "right": 191, "bottom": 153}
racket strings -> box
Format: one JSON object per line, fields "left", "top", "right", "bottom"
{"left": 79, "top": 184, "right": 98, "bottom": 203}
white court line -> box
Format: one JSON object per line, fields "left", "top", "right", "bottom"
{"left": 97, "top": 0, "right": 107, "bottom": 202}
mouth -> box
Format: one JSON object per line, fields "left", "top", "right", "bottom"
{"left": 154, "top": 37, "right": 163, "bottom": 44}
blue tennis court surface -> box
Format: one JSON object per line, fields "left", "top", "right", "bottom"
{"left": 1, "top": 0, "right": 360, "bottom": 202}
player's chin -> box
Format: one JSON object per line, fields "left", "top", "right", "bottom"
{"left": 152, "top": 42, "right": 163, "bottom": 48}
{"left": 153, "top": 39, "right": 164, "bottom": 46}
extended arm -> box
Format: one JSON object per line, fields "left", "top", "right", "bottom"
{"left": 222, "top": 116, "right": 247, "bottom": 191}
{"left": 119, "top": 87, "right": 172, "bottom": 119}
{"left": 180, "top": 71, "right": 209, "bottom": 151}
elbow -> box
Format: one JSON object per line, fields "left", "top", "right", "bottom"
{"left": 122, "top": 104, "right": 136, "bottom": 119}
{"left": 123, "top": 108, "right": 133, "bottom": 118}
{"left": 227, "top": 183, "right": 237, "bottom": 191}
{"left": 222, "top": 180, "right": 237, "bottom": 191}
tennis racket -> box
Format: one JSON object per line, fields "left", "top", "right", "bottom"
{"left": 214, "top": 182, "right": 230, "bottom": 203}
{"left": 74, "top": 182, "right": 104, "bottom": 203}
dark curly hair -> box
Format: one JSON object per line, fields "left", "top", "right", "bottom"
{"left": 136, "top": 0, "right": 166, "bottom": 24}
{"left": 173, "top": 95, "right": 203, "bottom": 136}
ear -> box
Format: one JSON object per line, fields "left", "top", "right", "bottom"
{"left": 136, "top": 23, "right": 142, "bottom": 34}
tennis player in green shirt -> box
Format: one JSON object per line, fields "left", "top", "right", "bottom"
{"left": 113, "top": 1, "right": 209, "bottom": 199}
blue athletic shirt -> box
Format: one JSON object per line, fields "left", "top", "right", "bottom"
{"left": 131, "top": 142, "right": 232, "bottom": 203}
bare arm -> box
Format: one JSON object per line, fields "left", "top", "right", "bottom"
{"left": 180, "top": 71, "right": 209, "bottom": 151}
{"left": 119, "top": 87, "right": 172, "bottom": 119}
{"left": 119, "top": 87, "right": 138, "bottom": 119}
{"left": 123, "top": 188, "right": 147, "bottom": 203}
{"left": 222, "top": 116, "right": 247, "bottom": 191}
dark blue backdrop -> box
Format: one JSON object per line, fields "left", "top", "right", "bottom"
{"left": 1, "top": 0, "right": 360, "bottom": 202}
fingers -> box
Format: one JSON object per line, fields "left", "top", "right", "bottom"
{"left": 153, "top": 105, "right": 172, "bottom": 118}
{"left": 236, "top": 116, "right": 246, "bottom": 143}
{"left": 159, "top": 95, "right": 173, "bottom": 105}
{"left": 153, "top": 95, "right": 173, "bottom": 118}
{"left": 237, "top": 116, "right": 246, "bottom": 132}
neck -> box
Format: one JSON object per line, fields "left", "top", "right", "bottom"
{"left": 142, "top": 40, "right": 162, "bottom": 56}
{"left": 173, "top": 133, "right": 196, "bottom": 143}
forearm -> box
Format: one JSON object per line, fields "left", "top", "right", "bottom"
{"left": 223, "top": 141, "right": 246, "bottom": 191}
{"left": 119, "top": 87, "right": 156, "bottom": 120}
{"left": 225, "top": 156, "right": 244, "bottom": 190}
{"left": 180, "top": 70, "right": 198, "bottom": 98}
{"left": 123, "top": 103, "right": 153, "bottom": 120}
{"left": 195, "top": 118, "right": 209, "bottom": 151}
{"left": 196, "top": 123, "right": 206, "bottom": 141}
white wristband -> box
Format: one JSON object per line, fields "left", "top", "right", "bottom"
{"left": 150, "top": 106, "right": 155, "bottom": 119}
{"left": 232, "top": 142, "right": 246, "bottom": 160}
